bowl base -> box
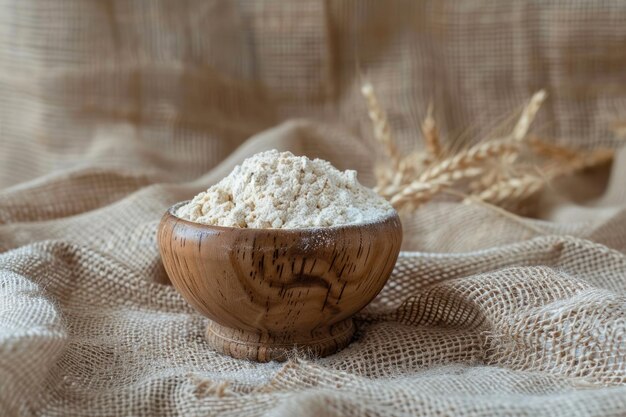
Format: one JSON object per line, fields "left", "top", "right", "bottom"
{"left": 206, "top": 319, "right": 356, "bottom": 362}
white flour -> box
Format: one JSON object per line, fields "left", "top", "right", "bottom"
{"left": 176, "top": 150, "right": 394, "bottom": 229}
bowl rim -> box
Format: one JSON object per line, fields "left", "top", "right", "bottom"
{"left": 166, "top": 200, "right": 400, "bottom": 234}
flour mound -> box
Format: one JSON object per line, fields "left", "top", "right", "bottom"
{"left": 176, "top": 150, "right": 394, "bottom": 229}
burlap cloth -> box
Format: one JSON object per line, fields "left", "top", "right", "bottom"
{"left": 2, "top": 1, "right": 626, "bottom": 416}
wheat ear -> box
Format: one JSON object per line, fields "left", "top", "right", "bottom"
{"left": 419, "top": 90, "right": 547, "bottom": 184}
{"left": 389, "top": 181, "right": 445, "bottom": 208}
{"left": 471, "top": 174, "right": 545, "bottom": 205}
{"left": 389, "top": 167, "right": 483, "bottom": 207}
{"left": 546, "top": 148, "right": 614, "bottom": 176}
{"left": 512, "top": 90, "right": 547, "bottom": 141}
{"left": 528, "top": 136, "right": 580, "bottom": 160}
{"left": 418, "top": 139, "right": 519, "bottom": 184}
{"left": 421, "top": 103, "right": 442, "bottom": 158}
{"left": 361, "top": 83, "right": 401, "bottom": 167}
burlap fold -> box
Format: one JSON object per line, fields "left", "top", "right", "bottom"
{"left": 1, "top": 1, "right": 626, "bottom": 416}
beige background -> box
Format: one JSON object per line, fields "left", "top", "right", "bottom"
{"left": 2, "top": 1, "right": 626, "bottom": 188}
{"left": 1, "top": 1, "right": 625, "bottom": 416}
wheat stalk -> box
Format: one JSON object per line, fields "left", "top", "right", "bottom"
{"left": 471, "top": 174, "right": 545, "bottom": 206}
{"left": 418, "top": 91, "right": 546, "bottom": 185}
{"left": 389, "top": 181, "right": 445, "bottom": 207}
{"left": 574, "top": 148, "right": 613, "bottom": 170}
{"left": 387, "top": 167, "right": 483, "bottom": 207}
{"left": 361, "top": 83, "right": 401, "bottom": 168}
{"left": 512, "top": 90, "right": 547, "bottom": 141}
{"left": 418, "top": 139, "right": 519, "bottom": 184}
{"left": 363, "top": 83, "right": 614, "bottom": 213}
{"left": 468, "top": 145, "right": 613, "bottom": 208}
{"left": 544, "top": 147, "right": 614, "bottom": 176}
{"left": 528, "top": 136, "right": 580, "bottom": 160}
{"left": 499, "top": 90, "right": 548, "bottom": 169}
{"left": 421, "top": 103, "right": 442, "bottom": 159}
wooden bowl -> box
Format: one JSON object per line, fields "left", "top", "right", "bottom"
{"left": 158, "top": 201, "right": 402, "bottom": 362}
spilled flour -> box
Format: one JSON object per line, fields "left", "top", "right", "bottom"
{"left": 176, "top": 150, "right": 394, "bottom": 229}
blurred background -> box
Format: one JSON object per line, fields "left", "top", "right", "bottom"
{"left": 2, "top": 1, "right": 625, "bottom": 188}
{"left": 3, "top": 3, "right": 626, "bottom": 416}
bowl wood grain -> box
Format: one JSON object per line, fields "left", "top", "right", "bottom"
{"left": 158, "top": 201, "right": 402, "bottom": 362}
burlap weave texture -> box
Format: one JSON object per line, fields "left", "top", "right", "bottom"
{"left": 1, "top": 1, "right": 626, "bottom": 416}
